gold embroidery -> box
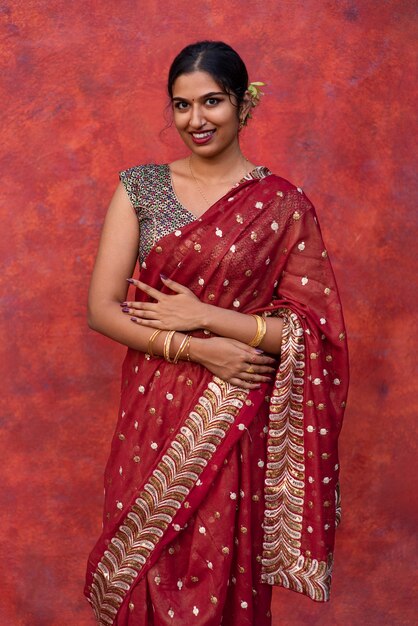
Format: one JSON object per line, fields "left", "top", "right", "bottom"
{"left": 261, "top": 310, "right": 332, "bottom": 602}
{"left": 89, "top": 378, "right": 248, "bottom": 624}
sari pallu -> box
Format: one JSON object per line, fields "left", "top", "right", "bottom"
{"left": 85, "top": 171, "right": 349, "bottom": 625}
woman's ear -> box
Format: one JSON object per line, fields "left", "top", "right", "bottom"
{"left": 239, "top": 91, "right": 253, "bottom": 128}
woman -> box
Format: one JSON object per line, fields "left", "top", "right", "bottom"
{"left": 85, "top": 41, "right": 349, "bottom": 626}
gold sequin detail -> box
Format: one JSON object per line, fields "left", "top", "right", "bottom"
{"left": 245, "top": 269, "right": 252, "bottom": 277}
{"left": 118, "top": 433, "right": 125, "bottom": 441}
{"left": 210, "top": 595, "right": 218, "bottom": 605}
{"left": 256, "top": 555, "right": 262, "bottom": 562}
{"left": 306, "top": 400, "right": 314, "bottom": 407}
{"left": 214, "top": 511, "right": 221, "bottom": 519}
{"left": 321, "top": 452, "right": 330, "bottom": 459}
{"left": 191, "top": 576, "right": 199, "bottom": 583}
{"left": 238, "top": 565, "right": 245, "bottom": 573}
{"left": 168, "top": 547, "right": 175, "bottom": 555}
{"left": 149, "top": 407, "right": 156, "bottom": 414}
{"left": 208, "top": 293, "right": 215, "bottom": 300}
{"left": 129, "top": 602, "right": 135, "bottom": 611}
{"left": 222, "top": 546, "right": 230, "bottom": 554}
{"left": 194, "top": 243, "right": 201, "bottom": 252}
{"left": 324, "top": 287, "right": 331, "bottom": 295}
{"left": 186, "top": 379, "right": 193, "bottom": 386}
{"left": 310, "top": 352, "right": 318, "bottom": 359}
{"left": 339, "top": 332, "right": 346, "bottom": 340}
{"left": 133, "top": 455, "right": 140, "bottom": 463}
{"left": 325, "top": 355, "right": 332, "bottom": 362}
{"left": 236, "top": 214, "right": 244, "bottom": 223}
{"left": 322, "top": 250, "right": 328, "bottom": 258}
{"left": 276, "top": 190, "right": 284, "bottom": 198}
{"left": 317, "top": 403, "right": 325, "bottom": 410}
{"left": 307, "top": 451, "right": 314, "bottom": 458}
{"left": 305, "top": 550, "right": 312, "bottom": 557}
{"left": 292, "top": 210, "right": 301, "bottom": 220}
{"left": 252, "top": 494, "right": 259, "bottom": 501}
{"left": 240, "top": 526, "right": 247, "bottom": 534}
{"left": 308, "top": 501, "right": 314, "bottom": 508}
{"left": 250, "top": 231, "right": 258, "bottom": 241}
{"left": 323, "top": 500, "right": 331, "bottom": 507}
{"left": 155, "top": 370, "right": 161, "bottom": 377}
{"left": 245, "top": 399, "right": 252, "bottom": 406}
{"left": 155, "top": 246, "right": 162, "bottom": 254}
{"left": 184, "top": 502, "right": 190, "bottom": 508}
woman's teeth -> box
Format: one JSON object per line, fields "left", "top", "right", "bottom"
{"left": 192, "top": 131, "right": 214, "bottom": 138}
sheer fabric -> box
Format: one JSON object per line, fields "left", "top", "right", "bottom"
{"left": 85, "top": 168, "right": 349, "bottom": 625}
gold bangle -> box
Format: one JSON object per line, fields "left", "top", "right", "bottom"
{"left": 147, "top": 330, "right": 163, "bottom": 358}
{"left": 184, "top": 335, "right": 192, "bottom": 362}
{"left": 248, "top": 314, "right": 267, "bottom": 347}
{"left": 163, "top": 330, "right": 176, "bottom": 362}
{"left": 173, "top": 335, "right": 190, "bottom": 363}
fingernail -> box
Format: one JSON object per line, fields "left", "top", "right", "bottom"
{"left": 130, "top": 317, "right": 138, "bottom": 322}
{"left": 122, "top": 307, "right": 130, "bottom": 312}
{"left": 126, "top": 278, "right": 134, "bottom": 284}
{"left": 255, "top": 349, "right": 264, "bottom": 354}
{"left": 160, "top": 274, "right": 167, "bottom": 280}
{"left": 120, "top": 302, "right": 127, "bottom": 306}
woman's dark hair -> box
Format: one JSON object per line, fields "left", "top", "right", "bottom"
{"left": 167, "top": 41, "right": 248, "bottom": 107}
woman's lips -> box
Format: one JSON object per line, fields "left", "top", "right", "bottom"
{"left": 190, "top": 129, "right": 216, "bottom": 145}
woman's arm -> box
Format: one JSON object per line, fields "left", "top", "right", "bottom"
{"left": 88, "top": 181, "right": 149, "bottom": 348}
{"left": 88, "top": 183, "right": 276, "bottom": 389}
{"left": 124, "top": 276, "right": 283, "bottom": 355}
{"left": 200, "top": 304, "right": 283, "bottom": 355}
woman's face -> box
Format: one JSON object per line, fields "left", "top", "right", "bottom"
{"left": 171, "top": 71, "right": 241, "bottom": 158}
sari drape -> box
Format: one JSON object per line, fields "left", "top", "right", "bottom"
{"left": 85, "top": 171, "right": 349, "bottom": 625}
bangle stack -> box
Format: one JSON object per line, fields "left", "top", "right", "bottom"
{"left": 147, "top": 330, "right": 192, "bottom": 363}
{"left": 248, "top": 314, "right": 267, "bottom": 347}
{"left": 147, "top": 330, "right": 163, "bottom": 357}
{"left": 173, "top": 335, "right": 189, "bottom": 363}
{"left": 163, "top": 330, "right": 176, "bottom": 363}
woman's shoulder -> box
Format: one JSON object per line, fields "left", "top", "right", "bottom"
{"left": 263, "top": 170, "right": 314, "bottom": 205}
{"left": 263, "top": 170, "right": 303, "bottom": 193}
{"left": 119, "top": 163, "right": 170, "bottom": 208}
{"left": 119, "top": 162, "right": 168, "bottom": 180}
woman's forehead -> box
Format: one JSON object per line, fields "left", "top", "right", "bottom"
{"left": 172, "top": 71, "right": 224, "bottom": 98}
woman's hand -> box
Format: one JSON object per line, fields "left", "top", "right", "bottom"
{"left": 122, "top": 276, "right": 207, "bottom": 331}
{"left": 191, "top": 336, "right": 277, "bottom": 390}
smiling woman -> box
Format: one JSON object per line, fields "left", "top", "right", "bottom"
{"left": 84, "top": 40, "right": 349, "bottom": 626}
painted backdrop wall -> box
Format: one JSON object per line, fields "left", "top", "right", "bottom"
{"left": 1, "top": 1, "right": 416, "bottom": 624}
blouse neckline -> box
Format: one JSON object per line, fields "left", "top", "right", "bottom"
{"left": 164, "top": 164, "right": 271, "bottom": 221}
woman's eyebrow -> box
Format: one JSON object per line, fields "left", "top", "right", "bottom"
{"left": 172, "top": 91, "right": 226, "bottom": 102}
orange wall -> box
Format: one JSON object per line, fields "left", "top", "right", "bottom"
{"left": 0, "top": 2, "right": 416, "bottom": 624}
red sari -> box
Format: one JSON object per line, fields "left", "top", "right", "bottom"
{"left": 85, "top": 171, "right": 349, "bottom": 625}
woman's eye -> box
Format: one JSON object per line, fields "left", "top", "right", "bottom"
{"left": 175, "top": 102, "right": 189, "bottom": 110}
{"left": 206, "top": 98, "right": 220, "bottom": 106}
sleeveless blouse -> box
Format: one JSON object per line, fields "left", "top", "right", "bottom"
{"left": 119, "top": 163, "right": 271, "bottom": 264}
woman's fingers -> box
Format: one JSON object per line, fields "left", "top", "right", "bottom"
{"left": 123, "top": 301, "right": 158, "bottom": 310}
{"left": 160, "top": 275, "right": 191, "bottom": 295}
{"left": 127, "top": 278, "right": 162, "bottom": 300}
{"left": 123, "top": 307, "right": 158, "bottom": 319}
{"left": 229, "top": 377, "right": 262, "bottom": 390}
{"left": 130, "top": 317, "right": 163, "bottom": 328}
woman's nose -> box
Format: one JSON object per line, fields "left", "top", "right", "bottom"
{"left": 188, "top": 104, "right": 206, "bottom": 129}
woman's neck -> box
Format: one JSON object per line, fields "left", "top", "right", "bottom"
{"left": 189, "top": 144, "right": 253, "bottom": 185}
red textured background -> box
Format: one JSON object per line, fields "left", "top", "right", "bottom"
{"left": 1, "top": 1, "right": 416, "bottom": 624}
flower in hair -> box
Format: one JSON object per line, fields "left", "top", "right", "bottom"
{"left": 241, "top": 81, "right": 265, "bottom": 127}
{"left": 247, "top": 81, "right": 265, "bottom": 103}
